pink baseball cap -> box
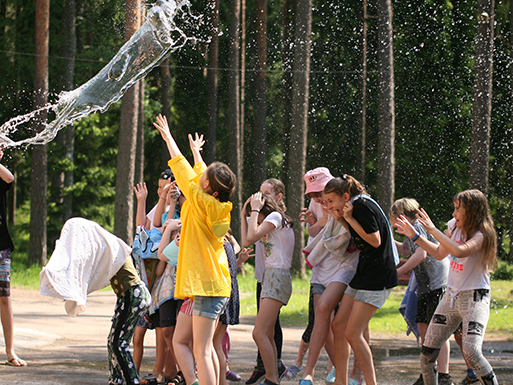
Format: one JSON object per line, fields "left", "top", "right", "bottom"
{"left": 304, "top": 167, "right": 334, "bottom": 194}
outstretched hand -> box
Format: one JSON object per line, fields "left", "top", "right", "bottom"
{"left": 394, "top": 215, "right": 417, "bottom": 238}
{"left": 188, "top": 133, "right": 205, "bottom": 154}
{"left": 153, "top": 114, "right": 172, "bottom": 142}
{"left": 133, "top": 182, "right": 148, "bottom": 201}
{"left": 416, "top": 208, "right": 436, "bottom": 233}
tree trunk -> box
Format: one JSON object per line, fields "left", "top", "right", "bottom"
{"left": 469, "top": 0, "right": 494, "bottom": 195}
{"left": 376, "top": 0, "right": 395, "bottom": 217}
{"left": 286, "top": 0, "right": 312, "bottom": 278}
{"left": 359, "top": 0, "right": 368, "bottom": 183}
{"left": 114, "top": 0, "right": 141, "bottom": 243}
{"left": 29, "top": 0, "right": 49, "bottom": 265}
{"left": 251, "top": 0, "right": 267, "bottom": 192}
{"left": 281, "top": 0, "right": 294, "bottom": 185}
{"left": 227, "top": 0, "right": 242, "bottom": 242}
{"left": 205, "top": 0, "right": 220, "bottom": 164}
{"left": 508, "top": 0, "right": 513, "bottom": 263}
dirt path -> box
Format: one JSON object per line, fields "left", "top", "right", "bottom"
{"left": 0, "top": 289, "right": 512, "bottom": 384}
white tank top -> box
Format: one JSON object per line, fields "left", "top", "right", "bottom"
{"left": 446, "top": 218, "right": 490, "bottom": 294}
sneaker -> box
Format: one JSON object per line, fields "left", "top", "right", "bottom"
{"left": 461, "top": 376, "right": 480, "bottom": 385}
{"left": 325, "top": 367, "right": 336, "bottom": 385}
{"left": 278, "top": 361, "right": 287, "bottom": 380}
{"left": 284, "top": 365, "right": 303, "bottom": 380}
{"left": 227, "top": 370, "right": 242, "bottom": 382}
{"left": 246, "top": 367, "right": 266, "bottom": 385}
{"left": 412, "top": 374, "right": 424, "bottom": 385}
{"left": 439, "top": 373, "right": 454, "bottom": 385}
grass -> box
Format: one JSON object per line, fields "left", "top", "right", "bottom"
{"left": 8, "top": 227, "right": 513, "bottom": 339}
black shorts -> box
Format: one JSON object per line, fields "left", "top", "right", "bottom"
{"left": 416, "top": 287, "right": 445, "bottom": 324}
{"left": 150, "top": 299, "right": 182, "bottom": 328}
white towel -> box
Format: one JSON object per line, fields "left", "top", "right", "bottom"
{"left": 40, "top": 217, "right": 131, "bottom": 316}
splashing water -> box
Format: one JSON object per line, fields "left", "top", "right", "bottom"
{"left": 0, "top": 0, "right": 197, "bottom": 148}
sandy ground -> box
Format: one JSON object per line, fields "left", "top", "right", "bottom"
{"left": 0, "top": 288, "right": 512, "bottom": 384}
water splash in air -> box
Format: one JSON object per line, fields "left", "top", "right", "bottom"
{"left": 0, "top": 0, "right": 197, "bottom": 148}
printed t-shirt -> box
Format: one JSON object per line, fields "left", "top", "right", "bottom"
{"left": 348, "top": 197, "right": 398, "bottom": 290}
{"left": 168, "top": 155, "right": 231, "bottom": 299}
{"left": 0, "top": 179, "right": 14, "bottom": 252}
{"left": 261, "top": 211, "right": 294, "bottom": 270}
{"left": 446, "top": 218, "right": 490, "bottom": 293}
{"left": 403, "top": 220, "right": 448, "bottom": 293}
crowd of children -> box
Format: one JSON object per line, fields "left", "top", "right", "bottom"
{"left": 15, "top": 114, "right": 500, "bottom": 385}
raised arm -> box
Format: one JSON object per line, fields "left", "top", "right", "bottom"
{"left": 0, "top": 147, "right": 14, "bottom": 184}
{"left": 416, "top": 208, "right": 483, "bottom": 259}
{"left": 158, "top": 218, "right": 182, "bottom": 261}
{"left": 240, "top": 193, "right": 276, "bottom": 247}
{"left": 189, "top": 133, "right": 205, "bottom": 166}
{"left": 153, "top": 114, "right": 181, "bottom": 159}
{"left": 134, "top": 182, "right": 148, "bottom": 227}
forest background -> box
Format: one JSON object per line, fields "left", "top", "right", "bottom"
{"left": 1, "top": 0, "right": 513, "bottom": 277}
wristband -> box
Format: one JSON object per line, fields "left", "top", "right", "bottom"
{"left": 251, "top": 210, "right": 259, "bottom": 213}
{"left": 411, "top": 232, "right": 420, "bottom": 242}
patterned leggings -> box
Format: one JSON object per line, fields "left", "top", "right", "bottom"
{"left": 421, "top": 289, "right": 498, "bottom": 385}
{"left": 108, "top": 282, "right": 150, "bottom": 385}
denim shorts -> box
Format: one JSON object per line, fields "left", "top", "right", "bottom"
{"left": 0, "top": 249, "right": 11, "bottom": 297}
{"left": 345, "top": 286, "right": 392, "bottom": 309}
{"left": 192, "top": 296, "right": 229, "bottom": 319}
{"left": 311, "top": 283, "right": 326, "bottom": 295}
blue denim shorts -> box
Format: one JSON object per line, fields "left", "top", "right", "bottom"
{"left": 192, "top": 296, "right": 229, "bottom": 319}
{"left": 0, "top": 249, "right": 11, "bottom": 297}
{"left": 345, "top": 286, "right": 392, "bottom": 309}
{"left": 311, "top": 283, "right": 326, "bottom": 295}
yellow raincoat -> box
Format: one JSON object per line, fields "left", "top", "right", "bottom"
{"left": 169, "top": 155, "right": 232, "bottom": 299}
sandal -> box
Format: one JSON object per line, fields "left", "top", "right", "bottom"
{"left": 168, "top": 371, "right": 185, "bottom": 385}
{"left": 5, "top": 356, "right": 27, "bottom": 367}
{"left": 141, "top": 374, "right": 158, "bottom": 385}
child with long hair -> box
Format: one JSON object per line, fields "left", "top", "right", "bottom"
{"left": 246, "top": 179, "right": 288, "bottom": 385}
{"left": 241, "top": 192, "right": 295, "bottom": 385}
{"left": 323, "top": 174, "right": 398, "bottom": 385}
{"left": 154, "top": 114, "right": 236, "bottom": 385}
{"left": 394, "top": 189, "right": 499, "bottom": 385}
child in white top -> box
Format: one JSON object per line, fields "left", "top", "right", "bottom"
{"left": 241, "top": 192, "right": 294, "bottom": 385}
{"left": 394, "top": 189, "right": 499, "bottom": 385}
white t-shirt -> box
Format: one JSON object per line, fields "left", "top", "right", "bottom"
{"left": 446, "top": 218, "right": 490, "bottom": 293}
{"left": 146, "top": 204, "right": 170, "bottom": 231}
{"left": 260, "top": 211, "right": 294, "bottom": 270}
{"left": 308, "top": 200, "right": 358, "bottom": 287}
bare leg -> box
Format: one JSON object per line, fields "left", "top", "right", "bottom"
{"left": 253, "top": 298, "right": 283, "bottom": 384}
{"left": 345, "top": 301, "right": 378, "bottom": 385}
{"left": 162, "top": 326, "right": 178, "bottom": 379}
{"left": 214, "top": 323, "right": 229, "bottom": 385}
{"left": 331, "top": 294, "right": 354, "bottom": 385}
{"left": 173, "top": 312, "right": 197, "bottom": 385}
{"left": 133, "top": 325, "right": 147, "bottom": 373}
{"left": 0, "top": 296, "right": 23, "bottom": 365}
{"left": 192, "top": 315, "right": 219, "bottom": 385}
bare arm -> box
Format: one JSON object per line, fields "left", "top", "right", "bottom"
{"left": 0, "top": 147, "right": 14, "bottom": 184}
{"left": 343, "top": 201, "right": 381, "bottom": 248}
{"left": 240, "top": 193, "right": 277, "bottom": 247}
{"left": 189, "top": 133, "right": 205, "bottom": 166}
{"left": 396, "top": 246, "right": 427, "bottom": 276}
{"left": 158, "top": 218, "right": 182, "bottom": 261}
{"left": 301, "top": 208, "right": 329, "bottom": 238}
{"left": 134, "top": 183, "right": 148, "bottom": 227}
{"left": 153, "top": 114, "right": 181, "bottom": 159}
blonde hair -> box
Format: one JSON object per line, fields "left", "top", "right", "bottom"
{"left": 390, "top": 198, "right": 420, "bottom": 220}
{"left": 452, "top": 189, "right": 497, "bottom": 273}
{"left": 262, "top": 178, "right": 287, "bottom": 212}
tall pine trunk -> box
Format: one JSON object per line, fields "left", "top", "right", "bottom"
{"left": 205, "top": 0, "right": 220, "bottom": 164}
{"left": 29, "top": 0, "right": 49, "bottom": 265}
{"left": 251, "top": 0, "right": 267, "bottom": 192}
{"left": 469, "top": 0, "right": 494, "bottom": 195}
{"left": 228, "top": 0, "right": 242, "bottom": 242}
{"left": 286, "top": 0, "right": 312, "bottom": 277}
{"left": 114, "top": 0, "right": 141, "bottom": 243}
{"left": 376, "top": 0, "right": 395, "bottom": 216}
{"left": 281, "top": 0, "right": 294, "bottom": 185}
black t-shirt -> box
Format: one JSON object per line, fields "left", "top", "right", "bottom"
{"left": 348, "top": 197, "right": 398, "bottom": 290}
{"left": 0, "top": 178, "right": 14, "bottom": 252}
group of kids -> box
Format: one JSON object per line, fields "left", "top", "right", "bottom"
{"left": 7, "top": 113, "right": 500, "bottom": 385}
